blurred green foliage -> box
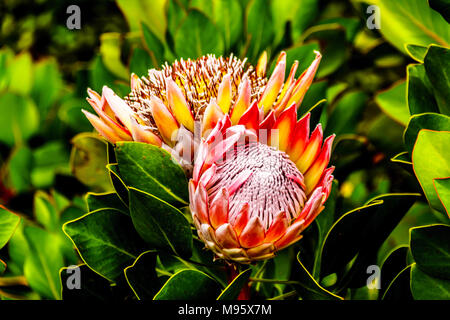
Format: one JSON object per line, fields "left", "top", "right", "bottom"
{"left": 0, "top": 0, "right": 449, "bottom": 300}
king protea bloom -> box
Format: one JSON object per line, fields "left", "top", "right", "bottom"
{"left": 82, "top": 51, "right": 335, "bottom": 263}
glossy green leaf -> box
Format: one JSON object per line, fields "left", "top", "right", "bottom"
{"left": 23, "top": 226, "right": 64, "bottom": 299}
{"left": 294, "top": 253, "right": 343, "bottom": 300}
{"left": 424, "top": 45, "right": 450, "bottom": 115}
{"left": 405, "top": 44, "right": 428, "bottom": 63}
{"left": 375, "top": 80, "right": 409, "bottom": 126}
{"left": 0, "top": 206, "right": 20, "bottom": 249}
{"left": 412, "top": 130, "right": 450, "bottom": 212}
{"left": 174, "top": 9, "right": 224, "bottom": 59}
{"left": 404, "top": 113, "right": 450, "bottom": 154}
{"left": 365, "top": 0, "right": 450, "bottom": 54}
{"left": 410, "top": 224, "right": 450, "bottom": 279}
{"left": 380, "top": 246, "right": 409, "bottom": 298}
{"left": 320, "top": 193, "right": 419, "bottom": 278}
{"left": 246, "top": 0, "right": 274, "bottom": 60}
{"left": 115, "top": 142, "right": 188, "bottom": 205}
{"left": 217, "top": 268, "right": 252, "bottom": 300}
{"left": 382, "top": 265, "right": 413, "bottom": 300}
{"left": 429, "top": 0, "right": 450, "bottom": 23}
{"left": 60, "top": 264, "right": 114, "bottom": 301}
{"left": 124, "top": 251, "right": 159, "bottom": 300}
{"left": 434, "top": 178, "right": 450, "bottom": 216}
{"left": 407, "top": 64, "right": 439, "bottom": 116}
{"left": 0, "top": 93, "right": 39, "bottom": 146}
{"left": 70, "top": 133, "right": 112, "bottom": 192}
{"left": 86, "top": 191, "right": 128, "bottom": 215}
{"left": 411, "top": 263, "right": 450, "bottom": 299}
{"left": 325, "top": 91, "right": 368, "bottom": 137}
{"left": 107, "top": 163, "right": 129, "bottom": 206}
{"left": 128, "top": 187, "right": 192, "bottom": 258}
{"left": 154, "top": 269, "right": 221, "bottom": 300}
{"left": 63, "top": 208, "right": 145, "bottom": 281}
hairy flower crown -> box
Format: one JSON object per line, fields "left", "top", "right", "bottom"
{"left": 83, "top": 51, "right": 335, "bottom": 263}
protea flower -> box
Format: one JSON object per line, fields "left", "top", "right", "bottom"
{"left": 82, "top": 51, "right": 335, "bottom": 263}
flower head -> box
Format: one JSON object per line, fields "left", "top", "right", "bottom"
{"left": 82, "top": 51, "right": 322, "bottom": 173}
{"left": 83, "top": 51, "right": 334, "bottom": 263}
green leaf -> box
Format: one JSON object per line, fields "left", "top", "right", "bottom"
{"left": 375, "top": 80, "right": 409, "bottom": 126}
{"left": 70, "top": 133, "right": 112, "bottom": 192}
{"left": 212, "top": 0, "right": 243, "bottom": 50}
{"left": 429, "top": 0, "right": 450, "bottom": 23}
{"left": 404, "top": 113, "right": 450, "bottom": 154}
{"left": 141, "top": 22, "right": 165, "bottom": 65}
{"left": 270, "top": 0, "right": 318, "bottom": 45}
{"left": 312, "top": 180, "right": 338, "bottom": 279}
{"left": 246, "top": 0, "right": 274, "bottom": 60}
{"left": 174, "top": 9, "right": 224, "bottom": 59}
{"left": 434, "top": 178, "right": 450, "bottom": 216}
{"left": 116, "top": 0, "right": 166, "bottom": 40}
{"left": 217, "top": 268, "right": 252, "bottom": 300}
{"left": 0, "top": 93, "right": 39, "bottom": 146}
{"left": 293, "top": 253, "right": 343, "bottom": 300}
{"left": 63, "top": 208, "right": 146, "bottom": 281}
{"left": 303, "top": 24, "right": 348, "bottom": 78}
{"left": 412, "top": 130, "right": 450, "bottom": 212}
{"left": 60, "top": 264, "right": 114, "bottom": 301}
{"left": 107, "top": 163, "right": 129, "bottom": 206}
{"left": 320, "top": 193, "right": 419, "bottom": 279}
{"left": 424, "top": 45, "right": 450, "bottom": 115}
{"left": 124, "top": 251, "right": 159, "bottom": 300}
{"left": 380, "top": 246, "right": 409, "bottom": 298}
{"left": 325, "top": 91, "right": 368, "bottom": 137}
{"left": 99, "top": 33, "right": 128, "bottom": 80}
{"left": 382, "top": 265, "right": 413, "bottom": 300}
{"left": 410, "top": 224, "right": 450, "bottom": 279}
{"left": 115, "top": 142, "right": 188, "bottom": 205}
{"left": 86, "top": 191, "right": 128, "bottom": 215}
{"left": 405, "top": 44, "right": 428, "bottom": 63}
{"left": 128, "top": 188, "right": 193, "bottom": 258}
{"left": 154, "top": 269, "right": 221, "bottom": 300}
{"left": 34, "top": 191, "right": 59, "bottom": 232}
{"left": 6, "top": 146, "right": 33, "bottom": 193}
{"left": 0, "top": 206, "right": 20, "bottom": 249}
{"left": 23, "top": 226, "right": 64, "bottom": 299}
{"left": 411, "top": 263, "right": 450, "bottom": 299}
{"left": 129, "top": 47, "right": 153, "bottom": 77}
{"left": 365, "top": 0, "right": 450, "bottom": 54}
{"left": 407, "top": 64, "right": 439, "bottom": 115}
